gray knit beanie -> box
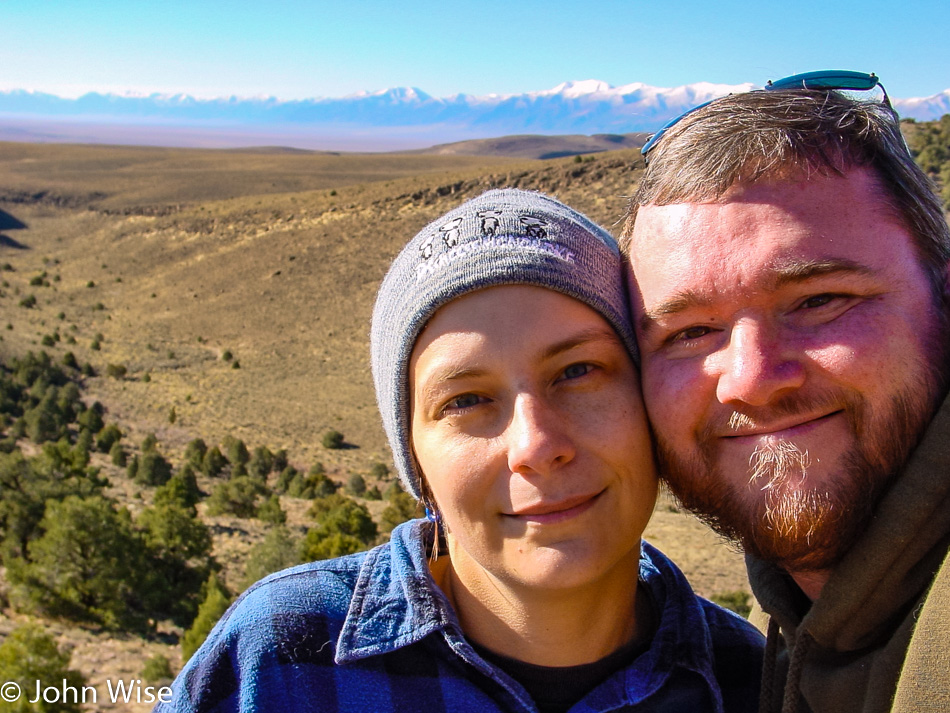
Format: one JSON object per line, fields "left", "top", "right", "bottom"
{"left": 370, "top": 188, "right": 637, "bottom": 500}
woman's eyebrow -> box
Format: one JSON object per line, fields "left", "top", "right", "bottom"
{"left": 414, "top": 366, "right": 488, "bottom": 405}
{"left": 540, "top": 327, "right": 622, "bottom": 361}
{"left": 423, "top": 366, "right": 487, "bottom": 387}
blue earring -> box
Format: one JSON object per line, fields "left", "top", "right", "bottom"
{"left": 425, "top": 506, "right": 440, "bottom": 522}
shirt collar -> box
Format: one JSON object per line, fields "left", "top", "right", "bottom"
{"left": 336, "top": 525, "right": 727, "bottom": 712}
{"left": 336, "top": 520, "right": 458, "bottom": 663}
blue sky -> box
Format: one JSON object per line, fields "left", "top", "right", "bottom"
{"left": 4, "top": 0, "right": 949, "bottom": 100}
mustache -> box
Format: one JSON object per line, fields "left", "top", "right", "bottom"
{"left": 700, "top": 390, "right": 851, "bottom": 436}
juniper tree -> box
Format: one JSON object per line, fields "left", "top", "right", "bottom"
{"left": 181, "top": 574, "right": 231, "bottom": 661}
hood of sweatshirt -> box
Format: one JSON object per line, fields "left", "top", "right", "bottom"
{"left": 749, "top": 387, "right": 950, "bottom": 712}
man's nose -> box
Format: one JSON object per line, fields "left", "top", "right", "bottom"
{"left": 506, "top": 394, "right": 576, "bottom": 476}
{"left": 712, "top": 320, "right": 805, "bottom": 407}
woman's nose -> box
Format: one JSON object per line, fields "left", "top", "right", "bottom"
{"left": 505, "top": 394, "right": 576, "bottom": 476}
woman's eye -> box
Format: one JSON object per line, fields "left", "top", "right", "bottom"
{"left": 561, "top": 362, "right": 594, "bottom": 380}
{"left": 444, "top": 393, "right": 483, "bottom": 411}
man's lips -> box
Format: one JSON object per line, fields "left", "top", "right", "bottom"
{"left": 505, "top": 490, "right": 604, "bottom": 523}
{"left": 720, "top": 410, "right": 843, "bottom": 440}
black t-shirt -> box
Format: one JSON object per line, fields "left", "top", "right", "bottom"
{"left": 470, "top": 630, "right": 650, "bottom": 713}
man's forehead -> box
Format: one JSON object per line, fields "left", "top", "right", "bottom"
{"left": 628, "top": 169, "right": 915, "bottom": 305}
{"left": 629, "top": 168, "right": 899, "bottom": 261}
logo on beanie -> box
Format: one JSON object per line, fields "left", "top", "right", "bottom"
{"left": 439, "top": 217, "right": 463, "bottom": 248}
{"left": 415, "top": 210, "right": 575, "bottom": 282}
{"left": 520, "top": 216, "right": 547, "bottom": 239}
{"left": 478, "top": 209, "right": 502, "bottom": 236}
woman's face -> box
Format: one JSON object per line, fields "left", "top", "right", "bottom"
{"left": 409, "top": 285, "right": 657, "bottom": 593}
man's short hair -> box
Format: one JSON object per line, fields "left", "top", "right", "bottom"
{"left": 621, "top": 90, "right": 950, "bottom": 291}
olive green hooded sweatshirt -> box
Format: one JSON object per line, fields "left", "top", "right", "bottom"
{"left": 751, "top": 390, "right": 950, "bottom": 713}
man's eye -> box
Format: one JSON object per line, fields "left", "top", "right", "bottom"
{"left": 799, "top": 294, "right": 838, "bottom": 309}
{"left": 561, "top": 363, "right": 594, "bottom": 380}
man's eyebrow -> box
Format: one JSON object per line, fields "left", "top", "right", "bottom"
{"left": 638, "top": 258, "right": 876, "bottom": 335}
{"left": 639, "top": 292, "right": 710, "bottom": 334}
{"left": 771, "top": 258, "right": 875, "bottom": 287}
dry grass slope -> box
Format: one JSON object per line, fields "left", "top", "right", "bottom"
{"left": 0, "top": 140, "right": 748, "bottom": 712}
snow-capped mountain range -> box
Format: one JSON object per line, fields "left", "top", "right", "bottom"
{"left": 1, "top": 80, "right": 948, "bottom": 147}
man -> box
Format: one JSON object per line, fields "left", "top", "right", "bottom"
{"left": 621, "top": 74, "right": 950, "bottom": 713}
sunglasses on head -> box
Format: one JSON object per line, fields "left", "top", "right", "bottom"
{"left": 640, "top": 70, "right": 892, "bottom": 163}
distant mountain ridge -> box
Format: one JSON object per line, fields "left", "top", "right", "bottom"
{"left": 2, "top": 80, "right": 948, "bottom": 150}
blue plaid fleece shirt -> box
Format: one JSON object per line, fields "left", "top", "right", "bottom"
{"left": 155, "top": 520, "right": 764, "bottom": 713}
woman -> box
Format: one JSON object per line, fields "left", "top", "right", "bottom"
{"left": 157, "top": 189, "right": 764, "bottom": 713}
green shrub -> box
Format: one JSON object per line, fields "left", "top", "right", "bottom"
{"left": 154, "top": 467, "right": 202, "bottom": 514}
{"left": 307, "top": 494, "right": 377, "bottom": 544}
{"left": 256, "top": 494, "right": 286, "bottom": 525}
{"left": 274, "top": 466, "right": 298, "bottom": 494}
{"left": 242, "top": 525, "right": 300, "bottom": 589}
{"left": 109, "top": 440, "right": 127, "bottom": 467}
{"left": 300, "top": 530, "right": 366, "bottom": 561}
{"left": 346, "top": 473, "right": 366, "bottom": 496}
{"left": 184, "top": 438, "right": 208, "bottom": 467}
{"left": 247, "top": 446, "right": 274, "bottom": 479}
{"left": 135, "top": 449, "right": 173, "bottom": 487}
{"left": 0, "top": 624, "right": 87, "bottom": 713}
{"left": 135, "top": 502, "right": 214, "bottom": 628}
{"left": 369, "top": 462, "right": 390, "bottom": 480}
{"left": 308, "top": 471, "right": 338, "bottom": 498}
{"left": 96, "top": 423, "right": 122, "bottom": 453}
{"left": 202, "top": 446, "right": 227, "bottom": 478}
{"left": 205, "top": 476, "right": 267, "bottom": 518}
{"left": 380, "top": 488, "right": 419, "bottom": 534}
{"left": 6, "top": 496, "right": 148, "bottom": 631}
{"left": 141, "top": 654, "right": 174, "bottom": 685}
{"left": 77, "top": 405, "right": 104, "bottom": 434}
{"left": 181, "top": 574, "right": 231, "bottom": 661}
{"left": 321, "top": 429, "right": 344, "bottom": 449}
{"left": 709, "top": 590, "right": 753, "bottom": 618}
{"left": 223, "top": 436, "right": 249, "bottom": 469}
{"left": 105, "top": 363, "right": 126, "bottom": 379}
{"left": 23, "top": 400, "right": 61, "bottom": 444}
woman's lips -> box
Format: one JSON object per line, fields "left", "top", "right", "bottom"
{"left": 506, "top": 490, "right": 604, "bottom": 524}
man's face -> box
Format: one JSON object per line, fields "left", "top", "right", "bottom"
{"left": 628, "top": 168, "right": 948, "bottom": 572}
